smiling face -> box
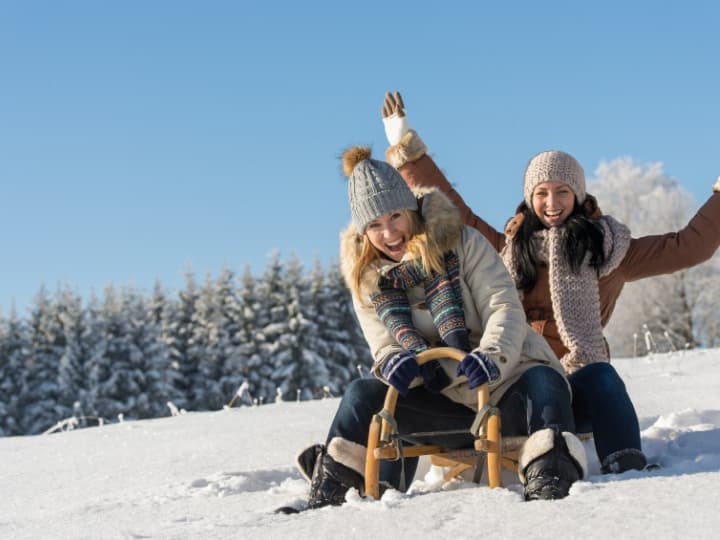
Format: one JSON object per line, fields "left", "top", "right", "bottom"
{"left": 531, "top": 181, "right": 576, "bottom": 227}
{"left": 365, "top": 210, "right": 413, "bottom": 261}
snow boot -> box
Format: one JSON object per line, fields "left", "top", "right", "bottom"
{"left": 519, "top": 428, "right": 587, "bottom": 501}
{"left": 275, "top": 441, "right": 366, "bottom": 514}
{"left": 307, "top": 449, "right": 364, "bottom": 509}
{"left": 275, "top": 444, "right": 325, "bottom": 514}
{"left": 601, "top": 448, "right": 647, "bottom": 474}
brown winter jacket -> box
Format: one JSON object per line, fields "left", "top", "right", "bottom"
{"left": 388, "top": 130, "right": 720, "bottom": 359}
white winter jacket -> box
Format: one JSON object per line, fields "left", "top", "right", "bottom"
{"left": 339, "top": 189, "right": 567, "bottom": 409}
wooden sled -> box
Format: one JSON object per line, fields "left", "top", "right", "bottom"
{"left": 364, "top": 347, "right": 502, "bottom": 499}
{"left": 364, "top": 347, "right": 593, "bottom": 497}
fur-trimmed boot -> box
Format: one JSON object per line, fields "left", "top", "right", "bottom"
{"left": 275, "top": 442, "right": 365, "bottom": 514}
{"left": 307, "top": 449, "right": 364, "bottom": 509}
{"left": 294, "top": 438, "right": 366, "bottom": 510}
{"left": 601, "top": 448, "right": 647, "bottom": 474}
{"left": 518, "top": 428, "right": 587, "bottom": 501}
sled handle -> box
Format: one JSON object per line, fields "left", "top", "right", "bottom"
{"left": 365, "top": 346, "right": 501, "bottom": 500}
{"left": 379, "top": 347, "right": 489, "bottom": 440}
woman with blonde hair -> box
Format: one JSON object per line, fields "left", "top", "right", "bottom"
{"left": 279, "top": 145, "right": 587, "bottom": 512}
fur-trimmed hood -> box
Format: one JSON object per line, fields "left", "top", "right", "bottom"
{"left": 339, "top": 188, "right": 463, "bottom": 297}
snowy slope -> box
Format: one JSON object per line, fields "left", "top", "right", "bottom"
{"left": 3, "top": 349, "right": 720, "bottom": 539}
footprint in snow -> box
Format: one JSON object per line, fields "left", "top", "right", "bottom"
{"left": 187, "top": 468, "right": 305, "bottom": 497}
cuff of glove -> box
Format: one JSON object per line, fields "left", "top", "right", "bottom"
{"left": 477, "top": 353, "right": 501, "bottom": 382}
{"left": 385, "top": 129, "right": 428, "bottom": 169}
{"left": 713, "top": 176, "right": 720, "bottom": 193}
{"left": 383, "top": 113, "right": 410, "bottom": 146}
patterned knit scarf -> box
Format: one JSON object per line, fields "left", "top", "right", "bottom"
{"left": 370, "top": 251, "right": 471, "bottom": 354}
{"left": 502, "top": 215, "right": 631, "bottom": 373}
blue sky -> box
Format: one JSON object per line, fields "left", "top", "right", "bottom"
{"left": 2, "top": 0, "right": 719, "bottom": 314}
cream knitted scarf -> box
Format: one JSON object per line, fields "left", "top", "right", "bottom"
{"left": 502, "top": 215, "right": 631, "bottom": 373}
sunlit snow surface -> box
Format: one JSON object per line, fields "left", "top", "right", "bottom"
{"left": 3, "top": 349, "right": 720, "bottom": 539}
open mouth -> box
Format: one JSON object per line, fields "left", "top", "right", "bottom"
{"left": 385, "top": 238, "right": 406, "bottom": 256}
{"left": 544, "top": 209, "right": 564, "bottom": 223}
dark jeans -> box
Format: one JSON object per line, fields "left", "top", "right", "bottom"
{"left": 326, "top": 365, "right": 574, "bottom": 490}
{"left": 568, "top": 362, "right": 642, "bottom": 463}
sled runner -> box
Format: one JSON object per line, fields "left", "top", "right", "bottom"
{"left": 364, "top": 347, "right": 505, "bottom": 499}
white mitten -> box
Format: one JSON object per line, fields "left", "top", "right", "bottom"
{"left": 383, "top": 113, "right": 410, "bottom": 146}
{"left": 713, "top": 176, "right": 720, "bottom": 193}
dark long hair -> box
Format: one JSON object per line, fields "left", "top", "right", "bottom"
{"left": 511, "top": 200, "right": 606, "bottom": 293}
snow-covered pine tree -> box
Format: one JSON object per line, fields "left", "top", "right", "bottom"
{"left": 254, "top": 251, "right": 290, "bottom": 404}
{"left": 148, "top": 280, "right": 183, "bottom": 411}
{"left": 0, "top": 309, "right": 30, "bottom": 436}
{"left": 213, "top": 266, "right": 248, "bottom": 408}
{"left": 270, "top": 255, "right": 331, "bottom": 401}
{"left": 130, "top": 287, "right": 176, "bottom": 418}
{"left": 84, "top": 293, "right": 107, "bottom": 419}
{"left": 326, "top": 262, "right": 373, "bottom": 379}
{"left": 235, "top": 265, "right": 272, "bottom": 405}
{"left": 87, "top": 286, "right": 173, "bottom": 420}
{"left": 189, "top": 267, "right": 247, "bottom": 410}
{"left": 56, "top": 287, "right": 95, "bottom": 425}
{"left": 188, "top": 274, "right": 227, "bottom": 410}
{"left": 163, "top": 271, "right": 205, "bottom": 411}
{"left": 21, "top": 287, "right": 65, "bottom": 434}
{"left": 308, "top": 260, "right": 371, "bottom": 395}
{"left": 302, "top": 260, "right": 343, "bottom": 396}
{"left": 0, "top": 316, "right": 11, "bottom": 437}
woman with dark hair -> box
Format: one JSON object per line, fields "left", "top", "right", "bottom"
{"left": 380, "top": 91, "right": 720, "bottom": 474}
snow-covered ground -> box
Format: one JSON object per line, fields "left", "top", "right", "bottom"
{"left": 3, "top": 349, "right": 720, "bottom": 539}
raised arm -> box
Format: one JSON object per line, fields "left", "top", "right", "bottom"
{"left": 381, "top": 91, "right": 506, "bottom": 252}
{"left": 620, "top": 179, "right": 720, "bottom": 281}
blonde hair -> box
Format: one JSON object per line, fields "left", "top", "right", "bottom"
{"left": 348, "top": 209, "right": 447, "bottom": 303}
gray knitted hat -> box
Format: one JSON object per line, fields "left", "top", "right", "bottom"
{"left": 523, "top": 150, "right": 586, "bottom": 206}
{"left": 344, "top": 147, "right": 417, "bottom": 231}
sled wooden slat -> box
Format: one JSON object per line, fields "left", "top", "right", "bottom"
{"left": 374, "top": 444, "right": 447, "bottom": 460}
{"left": 364, "top": 347, "right": 503, "bottom": 500}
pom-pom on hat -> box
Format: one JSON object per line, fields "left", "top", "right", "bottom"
{"left": 342, "top": 146, "right": 417, "bottom": 232}
{"left": 523, "top": 150, "right": 586, "bottom": 206}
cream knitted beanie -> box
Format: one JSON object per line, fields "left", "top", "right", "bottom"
{"left": 523, "top": 150, "right": 586, "bottom": 206}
